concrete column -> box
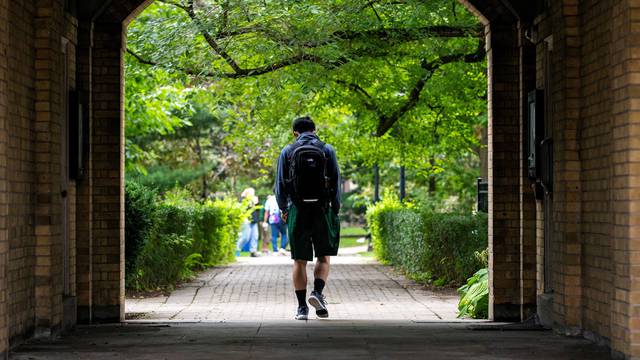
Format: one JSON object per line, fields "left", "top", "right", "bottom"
{"left": 90, "top": 22, "right": 125, "bottom": 322}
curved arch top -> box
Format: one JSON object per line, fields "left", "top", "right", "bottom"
{"left": 93, "top": 0, "right": 517, "bottom": 26}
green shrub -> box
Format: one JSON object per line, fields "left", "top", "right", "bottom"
{"left": 124, "top": 181, "right": 158, "bottom": 274}
{"left": 420, "top": 211, "right": 487, "bottom": 284}
{"left": 125, "top": 183, "right": 247, "bottom": 291}
{"left": 365, "top": 194, "right": 404, "bottom": 263}
{"left": 457, "top": 268, "right": 489, "bottom": 319}
{"left": 365, "top": 197, "right": 487, "bottom": 286}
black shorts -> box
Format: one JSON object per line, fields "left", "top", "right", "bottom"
{"left": 287, "top": 204, "right": 340, "bottom": 261}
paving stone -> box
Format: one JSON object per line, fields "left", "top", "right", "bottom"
{"left": 125, "top": 255, "right": 459, "bottom": 322}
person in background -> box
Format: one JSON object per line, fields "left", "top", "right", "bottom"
{"left": 264, "top": 194, "right": 288, "bottom": 255}
{"left": 236, "top": 187, "right": 261, "bottom": 258}
{"left": 259, "top": 195, "right": 271, "bottom": 254}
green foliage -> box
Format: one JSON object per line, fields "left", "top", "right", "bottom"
{"left": 457, "top": 268, "right": 488, "bottom": 319}
{"left": 125, "top": 0, "right": 488, "bottom": 205}
{"left": 125, "top": 182, "right": 247, "bottom": 291}
{"left": 365, "top": 192, "right": 404, "bottom": 263}
{"left": 124, "top": 181, "right": 158, "bottom": 274}
{"left": 420, "top": 211, "right": 487, "bottom": 284}
{"left": 340, "top": 189, "right": 368, "bottom": 224}
{"left": 366, "top": 194, "right": 487, "bottom": 285}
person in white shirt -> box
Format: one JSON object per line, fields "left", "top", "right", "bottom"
{"left": 263, "top": 194, "right": 288, "bottom": 254}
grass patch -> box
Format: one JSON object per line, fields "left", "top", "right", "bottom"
{"left": 340, "top": 236, "right": 367, "bottom": 248}
{"left": 340, "top": 226, "right": 368, "bottom": 248}
{"left": 342, "top": 226, "right": 367, "bottom": 237}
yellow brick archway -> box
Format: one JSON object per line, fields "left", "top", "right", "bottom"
{"left": 1, "top": 0, "right": 640, "bottom": 358}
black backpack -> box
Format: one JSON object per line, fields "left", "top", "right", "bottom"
{"left": 287, "top": 139, "right": 329, "bottom": 207}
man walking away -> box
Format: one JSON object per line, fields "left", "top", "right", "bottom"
{"left": 275, "top": 116, "right": 341, "bottom": 320}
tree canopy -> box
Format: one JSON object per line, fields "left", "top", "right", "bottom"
{"left": 125, "top": 0, "right": 487, "bottom": 210}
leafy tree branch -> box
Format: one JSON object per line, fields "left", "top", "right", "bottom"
{"left": 127, "top": 48, "right": 362, "bottom": 78}
{"left": 334, "top": 43, "right": 485, "bottom": 137}
{"left": 375, "top": 43, "right": 485, "bottom": 136}
{"left": 185, "top": 0, "right": 243, "bottom": 73}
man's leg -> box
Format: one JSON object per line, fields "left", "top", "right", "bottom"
{"left": 309, "top": 256, "right": 330, "bottom": 318}
{"left": 314, "top": 256, "right": 330, "bottom": 283}
{"left": 289, "top": 205, "right": 313, "bottom": 319}
{"left": 293, "top": 260, "right": 308, "bottom": 291}
{"left": 293, "top": 260, "right": 308, "bottom": 320}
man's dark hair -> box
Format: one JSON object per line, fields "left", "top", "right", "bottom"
{"left": 292, "top": 116, "right": 316, "bottom": 133}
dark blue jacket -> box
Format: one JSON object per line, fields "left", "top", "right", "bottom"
{"left": 275, "top": 132, "right": 341, "bottom": 214}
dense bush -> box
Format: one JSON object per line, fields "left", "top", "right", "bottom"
{"left": 125, "top": 181, "right": 158, "bottom": 275}
{"left": 366, "top": 195, "right": 487, "bottom": 286}
{"left": 125, "top": 182, "right": 246, "bottom": 291}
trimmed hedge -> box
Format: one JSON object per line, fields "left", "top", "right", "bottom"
{"left": 366, "top": 196, "right": 487, "bottom": 286}
{"left": 125, "top": 182, "right": 246, "bottom": 291}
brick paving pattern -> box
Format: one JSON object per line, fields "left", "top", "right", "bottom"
{"left": 126, "top": 255, "right": 459, "bottom": 322}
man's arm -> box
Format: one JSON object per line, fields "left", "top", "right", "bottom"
{"left": 275, "top": 147, "right": 289, "bottom": 212}
{"left": 327, "top": 144, "right": 341, "bottom": 214}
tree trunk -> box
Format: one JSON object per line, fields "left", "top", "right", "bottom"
{"left": 428, "top": 175, "right": 436, "bottom": 196}
{"left": 373, "top": 164, "right": 380, "bottom": 203}
{"left": 428, "top": 157, "right": 437, "bottom": 196}
{"left": 194, "top": 137, "right": 208, "bottom": 200}
{"left": 399, "top": 166, "right": 406, "bottom": 201}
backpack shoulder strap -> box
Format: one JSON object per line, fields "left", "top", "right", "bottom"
{"left": 286, "top": 141, "right": 303, "bottom": 160}
{"left": 309, "top": 138, "right": 326, "bottom": 152}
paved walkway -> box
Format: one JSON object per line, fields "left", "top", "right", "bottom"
{"left": 126, "top": 252, "right": 459, "bottom": 321}
{"left": 10, "top": 322, "right": 611, "bottom": 359}
{"left": 10, "top": 252, "right": 613, "bottom": 359}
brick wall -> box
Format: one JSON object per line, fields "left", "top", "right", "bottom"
{"left": 486, "top": 20, "right": 524, "bottom": 321}
{"left": 75, "top": 19, "right": 93, "bottom": 324}
{"left": 0, "top": 0, "right": 11, "bottom": 355}
{"left": 609, "top": 0, "right": 640, "bottom": 356}
{"left": 531, "top": 0, "right": 640, "bottom": 357}
{"left": 0, "top": 0, "right": 80, "bottom": 348}
{"left": 578, "top": 0, "right": 614, "bottom": 341}
{"left": 7, "top": 0, "right": 36, "bottom": 343}
{"left": 548, "top": 0, "right": 584, "bottom": 330}
{"left": 0, "top": 0, "right": 639, "bottom": 359}
{"left": 518, "top": 20, "right": 538, "bottom": 320}
{"left": 90, "top": 22, "right": 125, "bottom": 322}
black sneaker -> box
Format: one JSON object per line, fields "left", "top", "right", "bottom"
{"left": 295, "top": 306, "right": 309, "bottom": 320}
{"left": 308, "top": 290, "right": 328, "bottom": 318}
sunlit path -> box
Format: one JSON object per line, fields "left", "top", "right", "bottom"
{"left": 125, "top": 255, "right": 459, "bottom": 322}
